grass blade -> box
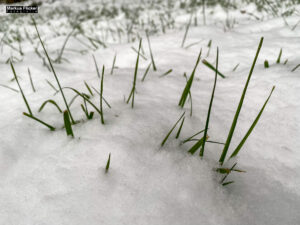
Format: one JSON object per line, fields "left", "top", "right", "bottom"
{"left": 146, "top": 30, "right": 157, "bottom": 71}
{"left": 175, "top": 117, "right": 185, "bottom": 139}
{"left": 84, "top": 81, "right": 94, "bottom": 96}
{"left": 200, "top": 47, "right": 219, "bottom": 157}
{"left": 230, "top": 86, "right": 275, "bottom": 158}
{"left": 28, "top": 68, "right": 36, "bottom": 92}
{"left": 178, "top": 49, "right": 202, "bottom": 107}
{"left": 100, "top": 65, "right": 105, "bottom": 124}
{"left": 105, "top": 153, "right": 111, "bottom": 173}
{"left": 141, "top": 63, "right": 151, "bottom": 82}
{"left": 202, "top": 59, "right": 226, "bottom": 78}
{"left": 32, "top": 17, "right": 75, "bottom": 124}
{"left": 161, "top": 112, "right": 185, "bottom": 147}
{"left": 219, "top": 37, "right": 264, "bottom": 165}
{"left": 23, "top": 112, "right": 55, "bottom": 131}
{"left": 159, "top": 69, "right": 173, "bottom": 77}
{"left": 10, "top": 61, "right": 32, "bottom": 115}
{"left": 38, "top": 99, "right": 62, "bottom": 113}
{"left": 110, "top": 53, "right": 117, "bottom": 75}
{"left": 188, "top": 135, "right": 207, "bottom": 155}
{"left": 63, "top": 110, "right": 74, "bottom": 137}
{"left": 181, "top": 14, "right": 192, "bottom": 48}
{"left": 276, "top": 48, "right": 282, "bottom": 64}
{"left": 0, "top": 84, "right": 19, "bottom": 93}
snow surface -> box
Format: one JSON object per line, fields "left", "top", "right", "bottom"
{"left": 0, "top": 1, "right": 300, "bottom": 225}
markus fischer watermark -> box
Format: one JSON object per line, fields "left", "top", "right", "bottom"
{"left": 6, "top": 6, "right": 38, "bottom": 13}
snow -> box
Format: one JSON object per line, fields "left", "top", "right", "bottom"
{"left": 0, "top": 1, "right": 300, "bottom": 225}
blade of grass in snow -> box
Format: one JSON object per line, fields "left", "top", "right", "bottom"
{"left": 200, "top": 47, "right": 219, "bottom": 157}
{"left": 230, "top": 86, "right": 275, "bottom": 158}
{"left": 175, "top": 117, "right": 185, "bottom": 139}
{"left": 188, "top": 135, "right": 208, "bottom": 155}
{"left": 23, "top": 112, "right": 55, "bottom": 131}
{"left": 0, "top": 84, "right": 19, "bottom": 93}
{"left": 181, "top": 14, "right": 192, "bottom": 48}
{"left": 178, "top": 49, "right": 202, "bottom": 108}
{"left": 291, "top": 63, "right": 300, "bottom": 72}
{"left": 65, "top": 87, "right": 103, "bottom": 117}
{"left": 10, "top": 61, "right": 32, "bottom": 115}
{"left": 184, "top": 40, "right": 202, "bottom": 49}
{"left": 27, "top": 68, "right": 36, "bottom": 92}
{"left": 63, "top": 110, "right": 74, "bottom": 137}
{"left": 127, "top": 39, "right": 142, "bottom": 108}
{"left": 84, "top": 81, "right": 94, "bottom": 96}
{"left": 202, "top": 59, "right": 226, "bottom": 78}
{"left": 100, "top": 65, "right": 105, "bottom": 124}
{"left": 161, "top": 112, "right": 185, "bottom": 147}
{"left": 264, "top": 60, "right": 269, "bottom": 68}
{"left": 146, "top": 31, "right": 157, "bottom": 71}
{"left": 276, "top": 48, "right": 282, "bottom": 64}
{"left": 183, "top": 73, "right": 193, "bottom": 116}
{"left": 92, "top": 54, "right": 101, "bottom": 78}
{"left": 219, "top": 37, "right": 264, "bottom": 165}
{"left": 45, "top": 79, "right": 58, "bottom": 92}
{"left": 110, "top": 53, "right": 117, "bottom": 75}
{"left": 38, "top": 99, "right": 62, "bottom": 113}
{"left": 232, "top": 63, "right": 240, "bottom": 72}
{"left": 32, "top": 17, "right": 75, "bottom": 124}
{"left": 141, "top": 63, "right": 151, "bottom": 82}
{"left": 91, "top": 87, "right": 111, "bottom": 108}
{"left": 105, "top": 153, "right": 111, "bottom": 173}
{"left": 221, "top": 163, "right": 237, "bottom": 184}
{"left": 206, "top": 39, "right": 212, "bottom": 57}
{"left": 54, "top": 28, "right": 75, "bottom": 63}
{"left": 131, "top": 47, "right": 147, "bottom": 60}
{"left": 159, "top": 69, "right": 173, "bottom": 77}
{"left": 284, "top": 59, "right": 288, "bottom": 65}
{"left": 181, "top": 129, "right": 205, "bottom": 144}
{"left": 222, "top": 181, "right": 234, "bottom": 186}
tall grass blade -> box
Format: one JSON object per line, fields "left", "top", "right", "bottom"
{"left": 219, "top": 37, "right": 264, "bottom": 165}
{"left": 32, "top": 17, "right": 75, "bottom": 124}
{"left": 181, "top": 14, "right": 192, "bottom": 48}
{"left": 200, "top": 48, "right": 219, "bottom": 157}
{"left": 188, "top": 135, "right": 207, "bottom": 155}
{"left": 84, "top": 81, "right": 94, "bottom": 96}
{"left": 10, "top": 61, "right": 33, "bottom": 115}
{"left": 230, "top": 86, "right": 275, "bottom": 158}
{"left": 175, "top": 117, "right": 185, "bottom": 139}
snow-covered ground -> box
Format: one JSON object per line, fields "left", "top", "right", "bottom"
{"left": 0, "top": 1, "right": 300, "bottom": 225}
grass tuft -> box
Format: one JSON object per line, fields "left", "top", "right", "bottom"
{"left": 219, "top": 37, "right": 264, "bottom": 165}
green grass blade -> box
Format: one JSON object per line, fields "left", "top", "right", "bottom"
{"left": 175, "top": 117, "right": 185, "bottom": 139}
{"left": 92, "top": 54, "right": 101, "bottom": 78}
{"left": 159, "top": 69, "right": 173, "bottom": 77}
{"left": 178, "top": 49, "right": 202, "bottom": 107}
{"left": 45, "top": 79, "right": 58, "bottom": 92}
{"left": 110, "top": 53, "right": 117, "bottom": 75}
{"left": 291, "top": 63, "right": 300, "bottom": 72}
{"left": 264, "top": 60, "right": 269, "bottom": 68}
{"left": 222, "top": 181, "right": 234, "bottom": 186}
{"left": 38, "top": 99, "right": 62, "bottom": 113}
{"left": 276, "top": 48, "right": 282, "bottom": 64}
{"left": 200, "top": 47, "right": 219, "bottom": 157}
{"left": 105, "top": 153, "right": 111, "bottom": 173}
{"left": 63, "top": 110, "right": 74, "bottom": 137}
{"left": 141, "top": 63, "right": 151, "bottom": 82}
{"left": 230, "top": 86, "right": 275, "bottom": 158}
{"left": 146, "top": 31, "right": 157, "bottom": 71}
{"left": 84, "top": 81, "right": 94, "bottom": 96}
{"left": 232, "top": 63, "right": 240, "bottom": 72}
{"left": 161, "top": 112, "right": 185, "bottom": 147}
{"left": 181, "top": 129, "right": 205, "bottom": 144}
{"left": 0, "top": 84, "right": 19, "bottom": 93}
{"left": 91, "top": 86, "right": 111, "bottom": 108}
{"left": 23, "top": 112, "right": 55, "bottom": 131}
{"left": 10, "top": 61, "right": 33, "bottom": 115}
{"left": 202, "top": 59, "right": 226, "bottom": 78}
{"left": 188, "top": 135, "right": 207, "bottom": 155}
{"left": 32, "top": 17, "right": 75, "bottom": 124}
{"left": 28, "top": 68, "right": 36, "bottom": 92}
{"left": 181, "top": 14, "right": 192, "bottom": 48}
{"left": 219, "top": 37, "right": 264, "bottom": 165}
{"left": 100, "top": 65, "right": 105, "bottom": 124}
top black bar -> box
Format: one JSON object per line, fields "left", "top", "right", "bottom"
{"left": 6, "top": 6, "right": 38, "bottom": 13}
